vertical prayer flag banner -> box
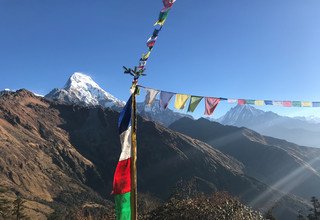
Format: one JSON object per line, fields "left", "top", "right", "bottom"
{"left": 188, "top": 96, "right": 203, "bottom": 112}
{"left": 301, "top": 101, "right": 312, "bottom": 107}
{"left": 204, "top": 97, "right": 220, "bottom": 116}
{"left": 145, "top": 88, "right": 159, "bottom": 106}
{"left": 113, "top": 96, "right": 133, "bottom": 220}
{"left": 174, "top": 94, "right": 190, "bottom": 110}
{"left": 160, "top": 91, "right": 175, "bottom": 109}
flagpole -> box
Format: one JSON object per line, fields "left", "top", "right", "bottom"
{"left": 130, "top": 83, "right": 138, "bottom": 220}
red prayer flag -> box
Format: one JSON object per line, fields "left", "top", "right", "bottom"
{"left": 204, "top": 97, "right": 220, "bottom": 115}
{"left": 238, "top": 99, "right": 245, "bottom": 105}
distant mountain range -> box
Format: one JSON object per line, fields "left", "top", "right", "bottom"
{"left": 0, "top": 89, "right": 311, "bottom": 219}
{"left": 217, "top": 105, "right": 320, "bottom": 148}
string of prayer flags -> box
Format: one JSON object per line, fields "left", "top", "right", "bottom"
{"left": 160, "top": 91, "right": 175, "bottom": 109}
{"left": 205, "top": 98, "right": 220, "bottom": 116}
{"left": 139, "top": 85, "right": 320, "bottom": 119}
{"left": 188, "top": 96, "right": 203, "bottom": 112}
{"left": 125, "top": 1, "right": 176, "bottom": 80}
{"left": 174, "top": 94, "right": 190, "bottom": 110}
{"left": 145, "top": 88, "right": 159, "bottom": 106}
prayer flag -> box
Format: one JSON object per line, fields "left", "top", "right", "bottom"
{"left": 264, "top": 100, "right": 273, "bottom": 105}
{"left": 273, "top": 101, "right": 283, "bottom": 106}
{"left": 204, "top": 97, "right": 220, "bottom": 116}
{"left": 292, "top": 101, "right": 302, "bottom": 107}
{"left": 142, "top": 51, "right": 151, "bottom": 60}
{"left": 155, "top": 10, "right": 170, "bottom": 26}
{"left": 152, "top": 29, "right": 160, "bottom": 38}
{"left": 255, "top": 100, "right": 264, "bottom": 106}
{"left": 301, "top": 101, "right": 312, "bottom": 107}
{"left": 113, "top": 96, "right": 133, "bottom": 220}
{"left": 160, "top": 91, "right": 175, "bottom": 109}
{"left": 174, "top": 94, "right": 189, "bottom": 110}
{"left": 238, "top": 99, "right": 245, "bottom": 105}
{"left": 313, "top": 102, "right": 320, "bottom": 107}
{"left": 227, "top": 98, "right": 237, "bottom": 104}
{"left": 163, "top": 0, "right": 176, "bottom": 8}
{"left": 282, "top": 101, "right": 292, "bottom": 107}
{"left": 147, "top": 36, "right": 157, "bottom": 48}
{"left": 145, "top": 89, "right": 159, "bottom": 106}
{"left": 246, "top": 100, "right": 255, "bottom": 105}
{"left": 188, "top": 96, "right": 203, "bottom": 112}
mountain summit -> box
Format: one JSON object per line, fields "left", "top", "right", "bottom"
{"left": 217, "top": 104, "right": 320, "bottom": 147}
{"left": 217, "top": 104, "right": 265, "bottom": 126}
{"left": 45, "top": 72, "right": 124, "bottom": 110}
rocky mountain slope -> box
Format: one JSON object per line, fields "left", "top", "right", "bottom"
{"left": 217, "top": 104, "right": 320, "bottom": 147}
{"left": 0, "top": 90, "right": 310, "bottom": 219}
{"left": 170, "top": 117, "right": 320, "bottom": 201}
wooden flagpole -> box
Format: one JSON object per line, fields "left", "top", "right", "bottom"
{"left": 130, "top": 83, "right": 138, "bottom": 220}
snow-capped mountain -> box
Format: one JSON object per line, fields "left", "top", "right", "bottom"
{"left": 45, "top": 72, "right": 125, "bottom": 110}
{"left": 217, "top": 104, "right": 265, "bottom": 126}
{"left": 137, "top": 100, "right": 193, "bottom": 127}
{"left": 217, "top": 104, "right": 320, "bottom": 148}
{"left": 294, "top": 116, "right": 320, "bottom": 124}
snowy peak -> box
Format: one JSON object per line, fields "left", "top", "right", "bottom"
{"left": 45, "top": 72, "right": 124, "bottom": 110}
{"left": 217, "top": 104, "right": 265, "bottom": 125}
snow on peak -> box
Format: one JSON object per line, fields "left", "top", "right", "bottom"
{"left": 217, "top": 104, "right": 265, "bottom": 125}
{"left": 46, "top": 72, "right": 124, "bottom": 109}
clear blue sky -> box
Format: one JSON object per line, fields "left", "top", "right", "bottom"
{"left": 1, "top": 0, "right": 320, "bottom": 118}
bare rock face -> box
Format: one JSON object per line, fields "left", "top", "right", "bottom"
{"left": 0, "top": 89, "right": 310, "bottom": 219}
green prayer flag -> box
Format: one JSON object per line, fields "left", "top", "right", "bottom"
{"left": 115, "top": 192, "right": 131, "bottom": 220}
{"left": 245, "top": 99, "right": 255, "bottom": 105}
{"left": 188, "top": 96, "right": 203, "bottom": 112}
{"left": 292, "top": 101, "right": 301, "bottom": 107}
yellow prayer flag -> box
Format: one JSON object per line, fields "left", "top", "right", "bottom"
{"left": 255, "top": 100, "right": 264, "bottom": 106}
{"left": 142, "top": 51, "right": 151, "bottom": 60}
{"left": 174, "top": 94, "right": 190, "bottom": 110}
{"left": 301, "top": 101, "right": 312, "bottom": 107}
{"left": 154, "top": 20, "right": 166, "bottom": 26}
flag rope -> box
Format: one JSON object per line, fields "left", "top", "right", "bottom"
{"left": 138, "top": 84, "right": 320, "bottom": 116}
